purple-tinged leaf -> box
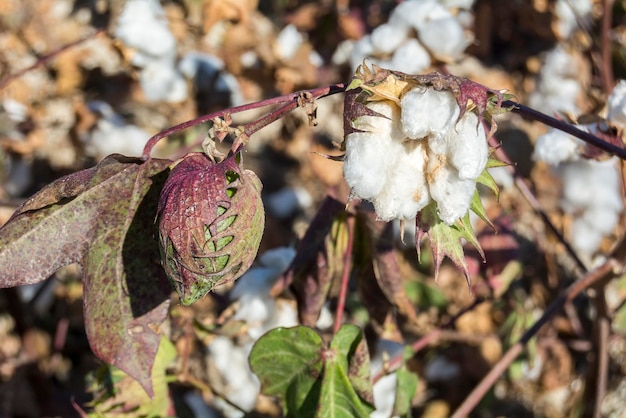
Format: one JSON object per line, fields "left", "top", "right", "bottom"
{"left": 285, "top": 196, "right": 346, "bottom": 326}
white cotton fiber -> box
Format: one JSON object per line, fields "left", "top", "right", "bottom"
{"left": 276, "top": 24, "right": 303, "bottom": 61}
{"left": 115, "top": 0, "right": 176, "bottom": 59}
{"left": 570, "top": 216, "right": 605, "bottom": 257}
{"left": 344, "top": 132, "right": 394, "bottom": 199}
{"left": 560, "top": 160, "right": 623, "bottom": 213}
{"left": 390, "top": 38, "right": 431, "bottom": 74}
{"left": 390, "top": 0, "right": 448, "bottom": 31}
{"left": 373, "top": 141, "right": 430, "bottom": 221}
{"left": 533, "top": 128, "right": 582, "bottom": 165}
{"left": 371, "top": 23, "right": 409, "bottom": 55}
{"left": 401, "top": 87, "right": 459, "bottom": 140}
{"left": 350, "top": 36, "right": 374, "bottom": 70}
{"left": 607, "top": 80, "right": 626, "bottom": 128}
{"left": 139, "top": 61, "right": 188, "bottom": 102}
{"left": 554, "top": 0, "right": 593, "bottom": 39}
{"left": 428, "top": 162, "right": 476, "bottom": 225}
{"left": 447, "top": 112, "right": 488, "bottom": 180}
{"left": 418, "top": 16, "right": 467, "bottom": 61}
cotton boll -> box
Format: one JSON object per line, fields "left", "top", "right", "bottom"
{"left": 276, "top": 24, "right": 304, "bottom": 61}
{"left": 582, "top": 207, "right": 620, "bottom": 236}
{"left": 447, "top": 112, "right": 488, "bottom": 180}
{"left": 371, "top": 373, "right": 397, "bottom": 418}
{"left": 207, "top": 336, "right": 260, "bottom": 413}
{"left": 139, "top": 60, "right": 188, "bottom": 102}
{"left": 115, "top": 0, "right": 176, "bottom": 59}
{"left": 607, "top": 80, "right": 626, "bottom": 128}
{"left": 88, "top": 118, "right": 150, "bottom": 158}
{"left": 489, "top": 165, "right": 514, "bottom": 189}
{"left": 560, "top": 160, "right": 623, "bottom": 213}
{"left": 428, "top": 162, "right": 476, "bottom": 225}
{"left": 554, "top": 0, "right": 593, "bottom": 39}
{"left": 570, "top": 216, "right": 605, "bottom": 257}
{"left": 266, "top": 187, "right": 313, "bottom": 219}
{"left": 389, "top": 0, "right": 447, "bottom": 31}
{"left": 332, "top": 39, "right": 354, "bottom": 66}
{"left": 371, "top": 23, "right": 409, "bottom": 54}
{"left": 532, "top": 128, "right": 582, "bottom": 165}
{"left": 258, "top": 247, "right": 297, "bottom": 272}
{"left": 179, "top": 52, "right": 243, "bottom": 106}
{"left": 350, "top": 36, "right": 374, "bottom": 70}
{"left": 344, "top": 132, "right": 396, "bottom": 199}
{"left": 373, "top": 141, "right": 430, "bottom": 221}
{"left": 440, "top": 0, "right": 476, "bottom": 9}
{"left": 401, "top": 87, "right": 459, "bottom": 140}
{"left": 390, "top": 38, "right": 431, "bottom": 74}
{"left": 344, "top": 101, "right": 404, "bottom": 199}
{"left": 418, "top": 16, "right": 467, "bottom": 61}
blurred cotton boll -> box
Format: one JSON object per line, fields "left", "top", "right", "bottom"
{"left": 84, "top": 101, "right": 150, "bottom": 158}
{"left": 554, "top": 0, "right": 593, "bottom": 39}
{"left": 390, "top": 39, "right": 431, "bottom": 74}
{"left": 370, "top": 339, "right": 404, "bottom": 418}
{"left": 114, "top": 0, "right": 187, "bottom": 102}
{"left": 607, "top": 80, "right": 626, "bottom": 128}
{"left": 417, "top": 15, "right": 467, "bottom": 61}
{"left": 532, "top": 127, "right": 583, "bottom": 165}
{"left": 266, "top": 187, "right": 313, "bottom": 219}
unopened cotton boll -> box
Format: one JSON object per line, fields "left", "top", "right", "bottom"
{"left": 401, "top": 87, "right": 459, "bottom": 140}
{"left": 371, "top": 23, "right": 409, "bottom": 54}
{"left": 607, "top": 80, "right": 626, "bottom": 128}
{"left": 390, "top": 38, "right": 431, "bottom": 74}
{"left": 447, "top": 112, "right": 488, "bottom": 180}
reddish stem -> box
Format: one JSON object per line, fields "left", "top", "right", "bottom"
{"left": 451, "top": 259, "right": 618, "bottom": 418}
{"left": 333, "top": 215, "right": 355, "bottom": 334}
{"left": 0, "top": 29, "right": 104, "bottom": 91}
{"left": 600, "top": 0, "right": 615, "bottom": 94}
{"left": 505, "top": 100, "right": 626, "bottom": 160}
{"left": 142, "top": 83, "right": 346, "bottom": 159}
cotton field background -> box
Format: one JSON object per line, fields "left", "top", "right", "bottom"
{"left": 1, "top": 0, "right": 626, "bottom": 417}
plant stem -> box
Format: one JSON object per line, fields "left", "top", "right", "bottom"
{"left": 142, "top": 83, "right": 346, "bottom": 159}
{"left": 333, "top": 215, "right": 355, "bottom": 334}
{"left": 451, "top": 258, "right": 619, "bottom": 418}
{"left": 505, "top": 100, "right": 626, "bottom": 160}
{"left": 0, "top": 29, "right": 104, "bottom": 91}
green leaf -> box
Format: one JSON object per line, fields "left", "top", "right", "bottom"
{"left": 330, "top": 325, "right": 374, "bottom": 405}
{"left": 476, "top": 165, "right": 501, "bottom": 197}
{"left": 0, "top": 155, "right": 173, "bottom": 396}
{"left": 392, "top": 366, "right": 418, "bottom": 416}
{"left": 249, "top": 326, "right": 324, "bottom": 417}
{"left": 87, "top": 335, "right": 177, "bottom": 417}
{"left": 250, "top": 325, "right": 374, "bottom": 418}
{"left": 469, "top": 189, "right": 494, "bottom": 230}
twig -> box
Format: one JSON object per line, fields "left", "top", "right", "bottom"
{"left": 451, "top": 259, "right": 620, "bottom": 418}
{"left": 333, "top": 215, "right": 355, "bottom": 334}
{"left": 600, "top": 0, "right": 615, "bottom": 94}
{"left": 142, "top": 83, "right": 346, "bottom": 158}
{"left": 0, "top": 29, "right": 104, "bottom": 91}
{"left": 504, "top": 100, "right": 626, "bottom": 160}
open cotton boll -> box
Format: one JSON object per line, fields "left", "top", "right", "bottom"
{"left": 139, "top": 60, "right": 187, "bottom": 102}
{"left": 446, "top": 112, "right": 488, "bottom": 180}
{"left": 390, "top": 38, "right": 431, "bottom": 74}
{"left": 582, "top": 207, "right": 621, "bottom": 236}
{"left": 560, "top": 160, "right": 623, "bottom": 213}
{"left": 570, "top": 216, "right": 605, "bottom": 257}
{"left": 88, "top": 117, "right": 150, "bottom": 158}
{"left": 276, "top": 24, "right": 304, "bottom": 61}
{"left": 371, "top": 23, "right": 409, "bottom": 54}
{"left": 428, "top": 162, "right": 476, "bottom": 225}
{"left": 390, "top": 0, "right": 447, "bottom": 31}
{"left": 401, "top": 87, "right": 459, "bottom": 140}
{"left": 440, "top": 0, "right": 476, "bottom": 9}
{"left": 344, "top": 132, "right": 397, "bottom": 199}
{"left": 418, "top": 16, "right": 467, "bottom": 61}
{"left": 533, "top": 128, "right": 582, "bottom": 165}
{"left": 350, "top": 36, "right": 375, "bottom": 70}
{"left": 607, "top": 80, "right": 626, "bottom": 128}
{"left": 207, "top": 336, "right": 260, "bottom": 413}
{"left": 115, "top": 0, "right": 176, "bottom": 59}
{"left": 332, "top": 39, "right": 354, "bottom": 66}
{"left": 372, "top": 141, "right": 430, "bottom": 221}
{"left": 554, "top": 0, "right": 593, "bottom": 39}
{"left": 370, "top": 339, "right": 404, "bottom": 418}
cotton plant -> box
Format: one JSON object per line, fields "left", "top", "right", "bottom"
{"left": 333, "top": 0, "right": 475, "bottom": 73}
{"left": 528, "top": 45, "right": 587, "bottom": 116}
{"left": 342, "top": 63, "right": 508, "bottom": 281}
{"left": 533, "top": 81, "right": 626, "bottom": 261}
{"left": 114, "top": 0, "right": 187, "bottom": 103}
